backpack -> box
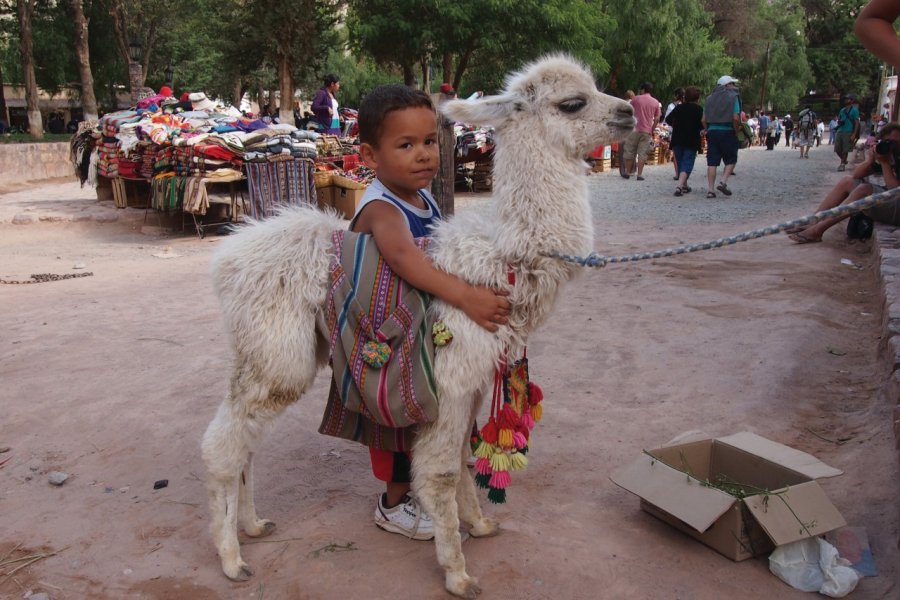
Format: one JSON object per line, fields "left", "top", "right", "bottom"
{"left": 846, "top": 213, "right": 874, "bottom": 240}
{"left": 798, "top": 110, "right": 814, "bottom": 133}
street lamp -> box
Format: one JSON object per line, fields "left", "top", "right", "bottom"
{"left": 164, "top": 64, "right": 174, "bottom": 89}
{"left": 128, "top": 35, "right": 144, "bottom": 106}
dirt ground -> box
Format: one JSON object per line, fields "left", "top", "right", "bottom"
{"left": 1, "top": 145, "right": 898, "bottom": 599}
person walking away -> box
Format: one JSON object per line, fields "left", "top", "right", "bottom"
{"left": 665, "top": 87, "right": 685, "bottom": 180}
{"left": 796, "top": 105, "right": 816, "bottom": 158}
{"left": 774, "top": 114, "right": 783, "bottom": 147}
{"left": 783, "top": 114, "right": 794, "bottom": 147}
{"left": 834, "top": 94, "right": 860, "bottom": 170}
{"left": 816, "top": 119, "right": 825, "bottom": 146}
{"left": 323, "top": 84, "right": 511, "bottom": 539}
{"left": 757, "top": 111, "right": 770, "bottom": 147}
{"left": 311, "top": 74, "right": 342, "bottom": 135}
{"left": 702, "top": 75, "right": 742, "bottom": 198}
{"left": 828, "top": 115, "right": 839, "bottom": 144}
{"left": 764, "top": 112, "right": 777, "bottom": 150}
{"left": 665, "top": 86, "right": 704, "bottom": 196}
{"left": 622, "top": 82, "right": 661, "bottom": 181}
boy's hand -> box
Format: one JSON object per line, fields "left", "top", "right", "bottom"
{"left": 461, "top": 286, "right": 511, "bottom": 332}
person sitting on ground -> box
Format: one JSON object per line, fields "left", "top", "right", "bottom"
{"left": 788, "top": 122, "right": 900, "bottom": 244}
{"left": 324, "top": 84, "right": 510, "bottom": 540}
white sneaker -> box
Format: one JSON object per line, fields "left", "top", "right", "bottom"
{"left": 374, "top": 493, "right": 435, "bottom": 540}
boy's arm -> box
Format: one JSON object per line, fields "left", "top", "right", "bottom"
{"left": 360, "top": 202, "right": 510, "bottom": 332}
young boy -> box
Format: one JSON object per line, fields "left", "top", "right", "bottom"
{"left": 349, "top": 84, "right": 510, "bottom": 539}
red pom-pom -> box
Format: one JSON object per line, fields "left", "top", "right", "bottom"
{"left": 528, "top": 381, "right": 544, "bottom": 404}
{"left": 479, "top": 417, "right": 499, "bottom": 445}
{"left": 516, "top": 423, "right": 530, "bottom": 440}
{"left": 498, "top": 405, "right": 518, "bottom": 429}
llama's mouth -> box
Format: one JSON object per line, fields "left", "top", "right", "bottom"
{"left": 608, "top": 117, "right": 636, "bottom": 131}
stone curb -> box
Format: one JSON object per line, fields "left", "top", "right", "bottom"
{"left": 873, "top": 223, "right": 900, "bottom": 460}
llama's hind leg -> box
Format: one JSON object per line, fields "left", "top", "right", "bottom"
{"left": 456, "top": 460, "right": 499, "bottom": 539}
{"left": 238, "top": 452, "right": 276, "bottom": 538}
{"left": 202, "top": 379, "right": 287, "bottom": 581}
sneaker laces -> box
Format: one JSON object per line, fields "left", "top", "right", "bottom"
{"left": 400, "top": 494, "right": 429, "bottom": 539}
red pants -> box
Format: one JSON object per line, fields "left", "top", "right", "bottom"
{"left": 369, "top": 448, "right": 411, "bottom": 483}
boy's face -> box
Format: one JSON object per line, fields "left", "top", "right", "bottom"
{"left": 361, "top": 106, "right": 439, "bottom": 203}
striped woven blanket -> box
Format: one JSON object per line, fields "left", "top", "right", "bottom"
{"left": 318, "top": 230, "right": 439, "bottom": 452}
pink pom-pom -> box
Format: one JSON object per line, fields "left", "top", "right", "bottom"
{"left": 512, "top": 431, "right": 527, "bottom": 449}
{"left": 475, "top": 457, "right": 493, "bottom": 475}
{"left": 489, "top": 470, "right": 512, "bottom": 489}
{"left": 520, "top": 411, "right": 535, "bottom": 429}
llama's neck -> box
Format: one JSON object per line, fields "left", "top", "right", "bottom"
{"left": 489, "top": 136, "right": 594, "bottom": 263}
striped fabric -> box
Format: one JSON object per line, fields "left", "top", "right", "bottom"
{"left": 318, "top": 230, "right": 439, "bottom": 452}
{"left": 243, "top": 157, "right": 316, "bottom": 219}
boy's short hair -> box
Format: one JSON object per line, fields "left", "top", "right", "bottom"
{"left": 358, "top": 84, "right": 434, "bottom": 146}
{"left": 879, "top": 122, "right": 900, "bottom": 139}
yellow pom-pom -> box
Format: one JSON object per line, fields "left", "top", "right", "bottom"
{"left": 509, "top": 451, "right": 529, "bottom": 471}
{"left": 498, "top": 428, "right": 514, "bottom": 449}
{"left": 474, "top": 440, "right": 494, "bottom": 459}
{"left": 490, "top": 449, "right": 511, "bottom": 472}
{"left": 531, "top": 403, "right": 543, "bottom": 422}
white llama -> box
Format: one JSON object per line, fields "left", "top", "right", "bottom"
{"left": 202, "top": 54, "right": 635, "bottom": 598}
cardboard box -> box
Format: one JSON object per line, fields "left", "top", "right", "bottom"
{"left": 611, "top": 432, "right": 846, "bottom": 561}
{"left": 333, "top": 185, "right": 366, "bottom": 219}
{"left": 316, "top": 185, "right": 334, "bottom": 211}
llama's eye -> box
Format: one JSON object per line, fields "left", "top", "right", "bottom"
{"left": 558, "top": 98, "right": 587, "bottom": 114}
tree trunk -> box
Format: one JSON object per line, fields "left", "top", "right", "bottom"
{"left": 278, "top": 52, "right": 294, "bottom": 125}
{"left": 17, "top": 0, "right": 43, "bottom": 138}
{"left": 420, "top": 56, "right": 431, "bottom": 94}
{"left": 232, "top": 79, "right": 242, "bottom": 109}
{"left": 430, "top": 93, "right": 455, "bottom": 217}
{"left": 442, "top": 52, "right": 453, "bottom": 86}
{"left": 0, "top": 63, "right": 9, "bottom": 127}
{"left": 402, "top": 64, "right": 415, "bottom": 88}
{"left": 70, "top": 0, "right": 98, "bottom": 121}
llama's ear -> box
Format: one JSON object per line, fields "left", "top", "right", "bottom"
{"left": 440, "top": 93, "right": 524, "bottom": 127}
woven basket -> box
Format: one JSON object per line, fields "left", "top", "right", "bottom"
{"left": 314, "top": 171, "right": 333, "bottom": 188}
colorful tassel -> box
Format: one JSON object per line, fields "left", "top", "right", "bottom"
{"left": 474, "top": 456, "right": 493, "bottom": 476}
{"left": 520, "top": 411, "right": 535, "bottom": 430}
{"left": 474, "top": 440, "right": 494, "bottom": 459}
{"left": 531, "top": 403, "right": 543, "bottom": 422}
{"left": 489, "top": 470, "right": 511, "bottom": 489}
{"left": 487, "top": 487, "right": 507, "bottom": 504}
{"left": 479, "top": 418, "right": 499, "bottom": 445}
{"left": 528, "top": 381, "right": 544, "bottom": 404}
{"left": 490, "top": 450, "right": 511, "bottom": 472}
{"left": 475, "top": 472, "right": 491, "bottom": 489}
{"left": 512, "top": 431, "right": 527, "bottom": 449}
{"left": 498, "top": 428, "right": 514, "bottom": 449}
{"left": 509, "top": 451, "right": 528, "bottom": 471}
{"left": 498, "top": 405, "right": 518, "bottom": 429}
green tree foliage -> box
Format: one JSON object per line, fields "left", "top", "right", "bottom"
{"left": 602, "top": 0, "right": 733, "bottom": 103}
{"left": 801, "top": 0, "right": 883, "bottom": 110}
{"left": 347, "top": 0, "right": 612, "bottom": 96}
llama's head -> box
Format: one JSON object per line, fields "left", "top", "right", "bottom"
{"left": 441, "top": 55, "right": 634, "bottom": 160}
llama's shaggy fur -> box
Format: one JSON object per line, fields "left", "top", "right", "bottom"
{"left": 201, "top": 55, "right": 634, "bottom": 598}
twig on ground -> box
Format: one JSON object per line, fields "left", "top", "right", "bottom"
{"left": 0, "top": 542, "right": 23, "bottom": 565}
{"left": 2, "top": 546, "right": 68, "bottom": 577}
{"left": 136, "top": 337, "right": 185, "bottom": 347}
{"left": 187, "top": 471, "right": 203, "bottom": 482}
{"left": 244, "top": 537, "right": 305, "bottom": 545}
{"left": 806, "top": 428, "right": 849, "bottom": 445}
{"left": 37, "top": 579, "right": 63, "bottom": 590}
{"left": 163, "top": 500, "right": 200, "bottom": 507}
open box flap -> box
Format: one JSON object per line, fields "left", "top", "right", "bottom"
{"left": 717, "top": 432, "right": 843, "bottom": 479}
{"left": 610, "top": 453, "right": 736, "bottom": 533}
{"left": 744, "top": 481, "right": 847, "bottom": 546}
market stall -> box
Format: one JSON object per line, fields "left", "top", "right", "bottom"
{"left": 70, "top": 91, "right": 321, "bottom": 236}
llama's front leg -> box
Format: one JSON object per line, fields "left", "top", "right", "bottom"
{"left": 413, "top": 418, "right": 482, "bottom": 597}
{"left": 238, "top": 452, "right": 276, "bottom": 538}
{"left": 456, "top": 463, "right": 499, "bottom": 539}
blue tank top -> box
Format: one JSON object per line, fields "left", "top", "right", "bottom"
{"left": 350, "top": 178, "right": 441, "bottom": 238}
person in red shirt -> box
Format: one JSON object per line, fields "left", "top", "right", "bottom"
{"left": 622, "top": 82, "right": 661, "bottom": 181}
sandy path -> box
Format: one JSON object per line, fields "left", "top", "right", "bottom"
{"left": 1, "top": 143, "right": 897, "bottom": 599}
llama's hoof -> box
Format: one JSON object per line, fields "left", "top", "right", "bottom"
{"left": 469, "top": 517, "right": 500, "bottom": 538}
{"left": 224, "top": 561, "right": 255, "bottom": 581}
{"left": 244, "top": 519, "right": 276, "bottom": 538}
{"left": 446, "top": 573, "right": 481, "bottom": 598}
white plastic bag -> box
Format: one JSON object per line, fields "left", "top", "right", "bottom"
{"left": 769, "top": 538, "right": 861, "bottom": 598}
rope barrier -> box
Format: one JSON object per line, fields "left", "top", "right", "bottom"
{"left": 544, "top": 186, "right": 900, "bottom": 268}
